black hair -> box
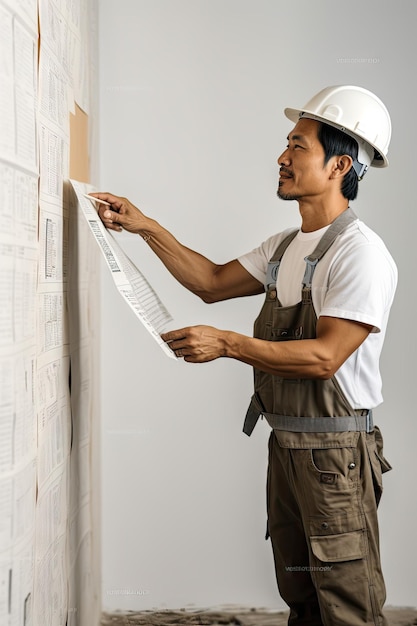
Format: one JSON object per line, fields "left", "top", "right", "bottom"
{"left": 317, "top": 122, "right": 359, "bottom": 200}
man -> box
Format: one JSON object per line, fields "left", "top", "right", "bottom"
{"left": 94, "top": 85, "right": 397, "bottom": 625}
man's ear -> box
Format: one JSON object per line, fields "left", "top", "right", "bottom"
{"left": 331, "top": 155, "right": 353, "bottom": 179}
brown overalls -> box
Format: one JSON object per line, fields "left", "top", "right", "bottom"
{"left": 243, "top": 209, "right": 392, "bottom": 626}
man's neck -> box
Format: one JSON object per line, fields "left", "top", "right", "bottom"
{"left": 298, "top": 198, "right": 350, "bottom": 232}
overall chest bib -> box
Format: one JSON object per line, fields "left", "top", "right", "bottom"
{"left": 243, "top": 208, "right": 372, "bottom": 437}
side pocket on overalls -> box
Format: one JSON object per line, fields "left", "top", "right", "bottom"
{"left": 365, "top": 425, "right": 392, "bottom": 506}
{"left": 310, "top": 529, "right": 366, "bottom": 563}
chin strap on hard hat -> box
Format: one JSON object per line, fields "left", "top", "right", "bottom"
{"left": 351, "top": 135, "right": 375, "bottom": 180}
{"left": 352, "top": 159, "right": 368, "bottom": 180}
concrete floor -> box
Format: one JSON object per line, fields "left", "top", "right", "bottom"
{"left": 102, "top": 606, "right": 417, "bottom": 625}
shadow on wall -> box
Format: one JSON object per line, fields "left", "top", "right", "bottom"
{"left": 66, "top": 181, "right": 101, "bottom": 624}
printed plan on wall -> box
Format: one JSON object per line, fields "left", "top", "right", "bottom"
{"left": 0, "top": 1, "right": 39, "bottom": 624}
{"left": 0, "top": 0, "right": 99, "bottom": 625}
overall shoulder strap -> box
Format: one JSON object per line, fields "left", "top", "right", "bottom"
{"left": 309, "top": 207, "right": 357, "bottom": 261}
{"left": 265, "top": 228, "right": 298, "bottom": 290}
{"left": 303, "top": 207, "right": 357, "bottom": 288}
{"left": 270, "top": 228, "right": 299, "bottom": 262}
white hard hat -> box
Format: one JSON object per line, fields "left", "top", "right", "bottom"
{"left": 284, "top": 85, "right": 391, "bottom": 178}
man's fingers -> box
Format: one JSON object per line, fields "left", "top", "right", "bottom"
{"left": 103, "top": 220, "right": 123, "bottom": 232}
{"left": 161, "top": 329, "right": 189, "bottom": 357}
{"left": 101, "top": 208, "right": 119, "bottom": 222}
{"left": 97, "top": 207, "right": 123, "bottom": 231}
{"left": 161, "top": 329, "right": 188, "bottom": 344}
{"left": 89, "top": 191, "right": 125, "bottom": 209}
{"left": 93, "top": 194, "right": 145, "bottom": 236}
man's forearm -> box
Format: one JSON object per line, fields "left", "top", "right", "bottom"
{"left": 139, "top": 220, "right": 221, "bottom": 302}
{"left": 224, "top": 331, "right": 333, "bottom": 378}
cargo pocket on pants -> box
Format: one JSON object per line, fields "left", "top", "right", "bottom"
{"left": 310, "top": 529, "right": 366, "bottom": 563}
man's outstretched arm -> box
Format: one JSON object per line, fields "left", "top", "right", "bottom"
{"left": 92, "top": 191, "right": 264, "bottom": 303}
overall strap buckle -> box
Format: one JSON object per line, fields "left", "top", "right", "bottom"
{"left": 302, "top": 257, "right": 319, "bottom": 289}
{"left": 266, "top": 260, "right": 281, "bottom": 291}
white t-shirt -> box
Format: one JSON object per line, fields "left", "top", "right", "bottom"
{"left": 238, "top": 218, "right": 398, "bottom": 409}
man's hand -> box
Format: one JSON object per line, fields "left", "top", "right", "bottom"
{"left": 90, "top": 192, "right": 151, "bottom": 235}
{"left": 161, "top": 326, "right": 229, "bottom": 363}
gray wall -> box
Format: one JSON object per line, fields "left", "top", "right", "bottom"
{"left": 98, "top": 0, "right": 415, "bottom": 612}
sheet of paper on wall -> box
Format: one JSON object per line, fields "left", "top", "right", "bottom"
{"left": 70, "top": 180, "right": 176, "bottom": 359}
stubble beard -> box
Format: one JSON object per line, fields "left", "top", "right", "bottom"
{"left": 277, "top": 187, "right": 300, "bottom": 201}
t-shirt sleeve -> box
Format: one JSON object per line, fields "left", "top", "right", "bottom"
{"left": 319, "top": 242, "right": 398, "bottom": 333}
{"left": 237, "top": 254, "right": 267, "bottom": 286}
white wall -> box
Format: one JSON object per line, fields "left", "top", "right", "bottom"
{"left": 98, "top": 0, "right": 416, "bottom": 612}
{"left": 0, "top": 1, "right": 101, "bottom": 624}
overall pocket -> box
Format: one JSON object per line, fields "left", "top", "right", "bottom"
{"left": 273, "top": 431, "right": 361, "bottom": 518}
{"left": 310, "top": 529, "right": 366, "bottom": 563}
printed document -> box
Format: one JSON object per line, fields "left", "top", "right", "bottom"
{"left": 70, "top": 180, "right": 176, "bottom": 359}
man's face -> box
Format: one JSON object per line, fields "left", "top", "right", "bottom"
{"left": 277, "top": 118, "right": 334, "bottom": 201}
